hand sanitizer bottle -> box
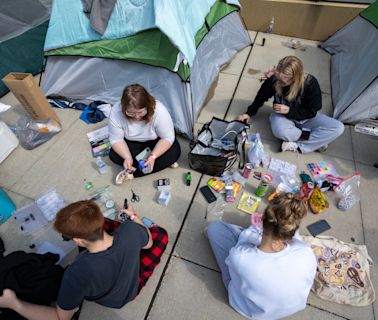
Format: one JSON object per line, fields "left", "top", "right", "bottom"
{"left": 267, "top": 17, "right": 275, "bottom": 34}
{"left": 96, "top": 156, "right": 107, "bottom": 174}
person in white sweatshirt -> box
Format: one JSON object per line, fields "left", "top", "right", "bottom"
{"left": 207, "top": 192, "right": 317, "bottom": 320}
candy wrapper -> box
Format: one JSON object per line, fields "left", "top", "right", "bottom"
{"left": 208, "top": 178, "right": 225, "bottom": 192}
{"left": 237, "top": 192, "right": 262, "bottom": 214}
{"left": 309, "top": 187, "right": 329, "bottom": 214}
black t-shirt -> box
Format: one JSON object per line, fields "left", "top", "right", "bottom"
{"left": 57, "top": 221, "right": 149, "bottom": 310}
{"left": 246, "top": 74, "right": 322, "bottom": 121}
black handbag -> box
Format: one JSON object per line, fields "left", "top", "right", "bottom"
{"left": 188, "top": 117, "right": 248, "bottom": 176}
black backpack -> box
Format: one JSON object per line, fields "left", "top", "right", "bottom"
{"left": 188, "top": 117, "right": 248, "bottom": 176}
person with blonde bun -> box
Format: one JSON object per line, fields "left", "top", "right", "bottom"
{"left": 207, "top": 193, "right": 317, "bottom": 320}
{"left": 238, "top": 56, "right": 344, "bottom": 153}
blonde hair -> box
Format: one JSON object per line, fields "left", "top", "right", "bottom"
{"left": 274, "top": 56, "right": 305, "bottom": 101}
{"left": 263, "top": 192, "right": 307, "bottom": 241}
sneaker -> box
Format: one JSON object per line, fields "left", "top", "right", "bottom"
{"left": 281, "top": 141, "right": 299, "bottom": 152}
{"left": 115, "top": 169, "right": 134, "bottom": 185}
{"left": 170, "top": 162, "right": 179, "bottom": 169}
{"left": 317, "top": 144, "right": 328, "bottom": 153}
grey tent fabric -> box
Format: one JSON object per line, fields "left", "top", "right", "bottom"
{"left": 0, "top": 0, "right": 51, "bottom": 96}
{"left": 322, "top": 16, "right": 378, "bottom": 123}
{"left": 345, "top": 79, "right": 378, "bottom": 123}
{"left": 42, "top": 56, "right": 192, "bottom": 132}
{"left": 0, "top": 0, "right": 50, "bottom": 42}
{"left": 42, "top": 12, "right": 251, "bottom": 137}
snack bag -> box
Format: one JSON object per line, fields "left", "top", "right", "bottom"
{"left": 237, "top": 192, "right": 262, "bottom": 214}
{"left": 309, "top": 186, "right": 329, "bottom": 214}
{"left": 208, "top": 178, "right": 225, "bottom": 192}
{"left": 295, "top": 181, "right": 314, "bottom": 204}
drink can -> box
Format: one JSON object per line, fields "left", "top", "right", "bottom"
{"left": 255, "top": 173, "right": 273, "bottom": 197}
{"left": 242, "top": 163, "right": 253, "bottom": 179}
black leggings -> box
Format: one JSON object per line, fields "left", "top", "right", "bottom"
{"left": 109, "top": 138, "right": 181, "bottom": 177}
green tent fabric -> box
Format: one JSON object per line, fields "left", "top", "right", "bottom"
{"left": 0, "top": 20, "right": 49, "bottom": 96}
{"left": 45, "top": 0, "right": 238, "bottom": 81}
{"left": 360, "top": 1, "right": 378, "bottom": 28}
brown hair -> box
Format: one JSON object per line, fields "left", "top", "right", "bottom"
{"left": 263, "top": 192, "right": 307, "bottom": 241}
{"left": 121, "top": 84, "right": 156, "bottom": 123}
{"left": 54, "top": 200, "right": 104, "bottom": 242}
{"left": 274, "top": 56, "right": 305, "bottom": 101}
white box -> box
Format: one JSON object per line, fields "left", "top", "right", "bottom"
{"left": 0, "top": 121, "right": 18, "bottom": 164}
{"left": 157, "top": 178, "right": 171, "bottom": 191}
{"left": 158, "top": 190, "right": 171, "bottom": 207}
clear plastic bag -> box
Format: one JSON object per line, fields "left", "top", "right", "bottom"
{"left": 248, "top": 133, "right": 267, "bottom": 168}
{"left": 206, "top": 196, "right": 227, "bottom": 220}
{"left": 15, "top": 115, "right": 61, "bottom": 150}
{"left": 335, "top": 173, "right": 361, "bottom": 211}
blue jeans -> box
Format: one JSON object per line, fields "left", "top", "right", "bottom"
{"left": 269, "top": 112, "right": 344, "bottom": 153}
{"left": 207, "top": 221, "right": 243, "bottom": 288}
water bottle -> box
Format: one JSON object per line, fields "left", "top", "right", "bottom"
{"left": 267, "top": 17, "right": 275, "bottom": 34}
{"left": 96, "top": 156, "right": 107, "bottom": 174}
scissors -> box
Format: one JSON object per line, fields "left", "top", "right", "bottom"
{"left": 131, "top": 189, "right": 140, "bottom": 202}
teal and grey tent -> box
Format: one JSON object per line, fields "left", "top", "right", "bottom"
{"left": 322, "top": 2, "right": 378, "bottom": 123}
{"left": 0, "top": 0, "right": 51, "bottom": 96}
{"left": 41, "top": 0, "right": 250, "bottom": 137}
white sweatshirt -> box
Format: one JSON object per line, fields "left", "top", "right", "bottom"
{"left": 226, "top": 228, "right": 317, "bottom": 320}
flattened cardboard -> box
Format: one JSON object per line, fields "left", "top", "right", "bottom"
{"left": 2, "top": 73, "right": 60, "bottom": 124}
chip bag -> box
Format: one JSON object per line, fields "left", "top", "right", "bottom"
{"left": 309, "top": 186, "right": 329, "bottom": 214}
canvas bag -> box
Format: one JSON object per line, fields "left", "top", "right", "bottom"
{"left": 303, "top": 235, "right": 375, "bottom": 306}
{"left": 188, "top": 117, "right": 248, "bottom": 176}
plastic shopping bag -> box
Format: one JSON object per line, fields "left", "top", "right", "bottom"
{"left": 334, "top": 173, "right": 361, "bottom": 211}
{"left": 15, "top": 116, "right": 61, "bottom": 150}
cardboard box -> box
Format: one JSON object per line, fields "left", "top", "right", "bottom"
{"left": 2, "top": 73, "right": 60, "bottom": 124}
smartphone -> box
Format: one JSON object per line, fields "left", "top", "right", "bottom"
{"left": 299, "top": 128, "right": 311, "bottom": 141}
{"left": 136, "top": 147, "right": 151, "bottom": 161}
{"left": 307, "top": 219, "right": 331, "bottom": 237}
{"left": 142, "top": 217, "right": 156, "bottom": 228}
{"left": 200, "top": 185, "right": 217, "bottom": 203}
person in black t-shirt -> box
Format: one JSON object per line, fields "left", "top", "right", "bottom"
{"left": 0, "top": 200, "right": 168, "bottom": 320}
{"left": 238, "top": 56, "right": 344, "bottom": 153}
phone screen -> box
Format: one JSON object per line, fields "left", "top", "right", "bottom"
{"left": 136, "top": 147, "right": 151, "bottom": 161}
{"left": 200, "top": 186, "right": 217, "bottom": 203}
{"left": 307, "top": 219, "right": 331, "bottom": 237}
{"left": 142, "top": 217, "right": 154, "bottom": 228}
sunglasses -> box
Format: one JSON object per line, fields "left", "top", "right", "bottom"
{"left": 61, "top": 234, "right": 72, "bottom": 242}
{"left": 125, "top": 108, "right": 147, "bottom": 118}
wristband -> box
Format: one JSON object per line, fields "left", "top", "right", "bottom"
{"left": 149, "top": 153, "right": 157, "bottom": 159}
{"left": 130, "top": 213, "right": 139, "bottom": 221}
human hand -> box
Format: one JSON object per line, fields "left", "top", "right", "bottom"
{"left": 264, "top": 66, "right": 276, "bottom": 78}
{"left": 123, "top": 157, "right": 135, "bottom": 172}
{"left": 144, "top": 155, "right": 156, "bottom": 172}
{"left": 0, "top": 289, "right": 18, "bottom": 309}
{"left": 238, "top": 114, "right": 251, "bottom": 123}
{"left": 273, "top": 103, "right": 290, "bottom": 114}
{"left": 120, "top": 205, "right": 136, "bottom": 217}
